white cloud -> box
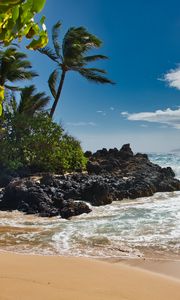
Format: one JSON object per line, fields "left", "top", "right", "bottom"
{"left": 121, "top": 111, "right": 129, "bottom": 116}
{"left": 110, "top": 107, "right": 115, "bottom": 111}
{"left": 163, "top": 66, "right": 180, "bottom": 90}
{"left": 66, "top": 122, "right": 96, "bottom": 127}
{"left": 140, "top": 124, "right": 148, "bottom": 128}
{"left": 121, "top": 108, "right": 180, "bottom": 129}
{"left": 96, "top": 110, "right": 106, "bottom": 116}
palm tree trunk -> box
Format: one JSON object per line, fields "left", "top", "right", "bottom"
{"left": 50, "top": 70, "right": 66, "bottom": 118}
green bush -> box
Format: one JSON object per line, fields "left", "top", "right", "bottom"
{"left": 0, "top": 112, "right": 87, "bottom": 173}
{"left": 58, "top": 134, "right": 87, "bottom": 172}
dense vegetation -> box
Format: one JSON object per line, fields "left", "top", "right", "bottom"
{"left": 0, "top": 45, "right": 87, "bottom": 175}
{"left": 0, "top": 0, "right": 48, "bottom": 114}
{"left": 0, "top": 109, "right": 87, "bottom": 174}
{"left": 0, "top": 2, "right": 113, "bottom": 177}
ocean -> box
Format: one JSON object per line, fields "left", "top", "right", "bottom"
{"left": 0, "top": 153, "right": 180, "bottom": 259}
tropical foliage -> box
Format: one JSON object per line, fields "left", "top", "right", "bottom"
{"left": 0, "top": 0, "right": 48, "bottom": 115}
{"left": 0, "top": 47, "right": 37, "bottom": 89}
{"left": 0, "top": 46, "right": 37, "bottom": 114}
{"left": 0, "top": 110, "right": 87, "bottom": 173}
{"left": 14, "top": 85, "right": 50, "bottom": 116}
{"left": 0, "top": 0, "right": 48, "bottom": 50}
{"left": 0, "top": 13, "right": 113, "bottom": 175}
{"left": 39, "top": 22, "right": 114, "bottom": 117}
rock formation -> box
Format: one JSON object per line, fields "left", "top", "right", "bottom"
{"left": 0, "top": 144, "right": 179, "bottom": 219}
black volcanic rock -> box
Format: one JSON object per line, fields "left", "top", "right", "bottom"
{"left": 86, "top": 161, "right": 102, "bottom": 174}
{"left": 119, "top": 144, "right": 134, "bottom": 159}
{"left": 60, "top": 199, "right": 91, "bottom": 219}
{"left": 81, "top": 180, "right": 112, "bottom": 206}
{"left": 0, "top": 144, "right": 180, "bottom": 219}
{"left": 0, "top": 179, "right": 59, "bottom": 217}
{"left": 0, "top": 178, "right": 91, "bottom": 219}
{"left": 86, "top": 144, "right": 180, "bottom": 195}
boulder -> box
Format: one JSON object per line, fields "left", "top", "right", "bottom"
{"left": 82, "top": 181, "right": 112, "bottom": 206}
{"left": 86, "top": 161, "right": 102, "bottom": 174}
{"left": 60, "top": 199, "right": 91, "bottom": 219}
{"left": 119, "top": 144, "right": 134, "bottom": 160}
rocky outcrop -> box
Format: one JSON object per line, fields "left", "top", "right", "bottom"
{"left": 0, "top": 178, "right": 91, "bottom": 219}
{"left": 0, "top": 144, "right": 180, "bottom": 219}
{"left": 86, "top": 144, "right": 180, "bottom": 195}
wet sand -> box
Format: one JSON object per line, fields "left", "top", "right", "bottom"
{"left": 123, "top": 257, "right": 180, "bottom": 280}
{"left": 0, "top": 253, "right": 180, "bottom": 300}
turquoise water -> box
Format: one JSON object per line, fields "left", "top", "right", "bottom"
{"left": 149, "top": 152, "right": 180, "bottom": 178}
{"left": 0, "top": 153, "right": 180, "bottom": 258}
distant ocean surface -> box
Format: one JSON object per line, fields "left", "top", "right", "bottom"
{"left": 0, "top": 152, "right": 180, "bottom": 259}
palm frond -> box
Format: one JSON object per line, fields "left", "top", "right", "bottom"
{"left": 78, "top": 68, "right": 115, "bottom": 84}
{"left": 20, "top": 70, "right": 38, "bottom": 79}
{"left": 18, "top": 85, "right": 35, "bottom": 114}
{"left": 83, "top": 54, "right": 108, "bottom": 63}
{"left": 62, "top": 27, "right": 105, "bottom": 70}
{"left": 7, "top": 70, "right": 38, "bottom": 82}
{"left": 30, "top": 94, "right": 50, "bottom": 113}
{"left": 62, "top": 27, "right": 101, "bottom": 58}
{"left": 48, "top": 69, "right": 59, "bottom": 99}
{"left": 18, "top": 85, "right": 50, "bottom": 116}
{"left": 0, "top": 47, "right": 16, "bottom": 57}
{"left": 0, "top": 47, "right": 38, "bottom": 85}
{"left": 1, "top": 47, "right": 27, "bottom": 61}
{"left": 52, "top": 21, "right": 62, "bottom": 58}
{"left": 78, "top": 67, "right": 107, "bottom": 74}
{"left": 15, "top": 59, "right": 34, "bottom": 69}
{"left": 38, "top": 46, "right": 59, "bottom": 62}
{"left": 4, "top": 84, "right": 22, "bottom": 91}
{"left": 13, "top": 52, "right": 27, "bottom": 60}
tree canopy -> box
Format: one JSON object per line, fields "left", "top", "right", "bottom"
{"left": 0, "top": 47, "right": 37, "bottom": 89}
{"left": 0, "top": 0, "right": 48, "bottom": 115}
{"left": 0, "top": 46, "right": 37, "bottom": 115}
{"left": 13, "top": 85, "right": 50, "bottom": 116}
{"left": 39, "top": 22, "right": 114, "bottom": 117}
{"left": 0, "top": 111, "right": 87, "bottom": 173}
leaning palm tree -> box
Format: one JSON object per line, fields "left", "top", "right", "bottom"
{"left": 13, "top": 85, "right": 50, "bottom": 116}
{"left": 39, "top": 22, "right": 114, "bottom": 118}
{"left": 0, "top": 47, "right": 37, "bottom": 92}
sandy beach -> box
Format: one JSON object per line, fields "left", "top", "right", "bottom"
{"left": 0, "top": 253, "right": 180, "bottom": 300}
{"left": 123, "top": 258, "right": 180, "bottom": 280}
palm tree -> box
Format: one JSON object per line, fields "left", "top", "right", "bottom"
{"left": 39, "top": 22, "right": 114, "bottom": 118}
{"left": 10, "top": 85, "right": 50, "bottom": 117}
{"left": 0, "top": 47, "right": 37, "bottom": 92}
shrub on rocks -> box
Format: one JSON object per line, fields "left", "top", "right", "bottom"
{"left": 0, "top": 112, "right": 87, "bottom": 175}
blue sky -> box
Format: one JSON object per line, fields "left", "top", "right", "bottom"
{"left": 21, "top": 0, "right": 180, "bottom": 152}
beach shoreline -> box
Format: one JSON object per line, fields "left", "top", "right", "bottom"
{"left": 118, "top": 257, "right": 180, "bottom": 280}
{"left": 0, "top": 252, "right": 180, "bottom": 300}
